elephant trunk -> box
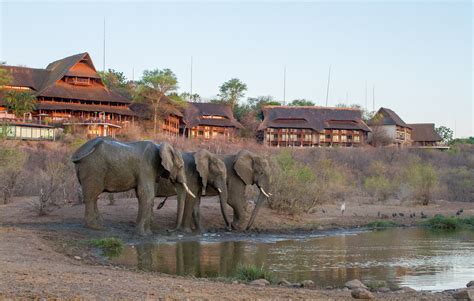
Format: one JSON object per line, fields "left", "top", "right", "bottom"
{"left": 217, "top": 187, "right": 231, "bottom": 230}
{"left": 245, "top": 188, "right": 269, "bottom": 231}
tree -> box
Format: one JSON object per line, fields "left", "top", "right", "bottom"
{"left": 5, "top": 90, "right": 37, "bottom": 118}
{"left": 289, "top": 99, "right": 314, "bottom": 106}
{"left": 134, "top": 69, "right": 178, "bottom": 136}
{"left": 98, "top": 69, "right": 132, "bottom": 98}
{"left": 368, "top": 112, "right": 392, "bottom": 147}
{"left": 0, "top": 68, "right": 12, "bottom": 86}
{"left": 218, "top": 78, "right": 247, "bottom": 109}
{"left": 435, "top": 126, "right": 454, "bottom": 144}
{"left": 180, "top": 92, "right": 201, "bottom": 102}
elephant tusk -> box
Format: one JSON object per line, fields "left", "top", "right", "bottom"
{"left": 183, "top": 183, "right": 196, "bottom": 198}
{"left": 217, "top": 188, "right": 222, "bottom": 193}
{"left": 259, "top": 187, "right": 271, "bottom": 198}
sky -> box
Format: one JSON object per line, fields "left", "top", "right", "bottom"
{"left": 1, "top": 1, "right": 472, "bottom": 137}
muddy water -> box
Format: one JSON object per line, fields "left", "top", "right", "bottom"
{"left": 111, "top": 228, "right": 474, "bottom": 291}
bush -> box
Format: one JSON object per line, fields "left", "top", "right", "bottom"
{"left": 366, "top": 220, "right": 397, "bottom": 229}
{"left": 363, "top": 161, "right": 395, "bottom": 201}
{"left": 91, "top": 237, "right": 124, "bottom": 257}
{"left": 0, "top": 146, "right": 27, "bottom": 204}
{"left": 234, "top": 264, "right": 277, "bottom": 284}
{"left": 403, "top": 161, "right": 437, "bottom": 205}
{"left": 423, "top": 214, "right": 474, "bottom": 230}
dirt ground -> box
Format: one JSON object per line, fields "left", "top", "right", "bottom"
{"left": 1, "top": 195, "right": 472, "bottom": 300}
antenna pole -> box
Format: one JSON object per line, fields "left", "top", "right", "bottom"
{"left": 283, "top": 65, "right": 286, "bottom": 105}
{"left": 325, "top": 65, "right": 331, "bottom": 106}
{"left": 103, "top": 17, "right": 106, "bottom": 72}
{"left": 132, "top": 66, "right": 134, "bottom": 82}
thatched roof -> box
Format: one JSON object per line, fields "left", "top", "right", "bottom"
{"left": 257, "top": 106, "right": 371, "bottom": 132}
{"left": 408, "top": 123, "right": 442, "bottom": 142}
{"left": 367, "top": 107, "right": 411, "bottom": 128}
{"left": 0, "top": 52, "right": 130, "bottom": 104}
{"left": 184, "top": 102, "right": 242, "bottom": 129}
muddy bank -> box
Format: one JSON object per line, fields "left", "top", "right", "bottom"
{"left": 1, "top": 196, "right": 472, "bottom": 299}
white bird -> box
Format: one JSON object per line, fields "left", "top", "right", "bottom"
{"left": 340, "top": 202, "right": 346, "bottom": 215}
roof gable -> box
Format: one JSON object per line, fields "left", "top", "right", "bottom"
{"left": 184, "top": 102, "right": 243, "bottom": 128}
{"left": 369, "top": 107, "right": 411, "bottom": 128}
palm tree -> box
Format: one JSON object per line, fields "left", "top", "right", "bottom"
{"left": 134, "top": 69, "right": 178, "bottom": 136}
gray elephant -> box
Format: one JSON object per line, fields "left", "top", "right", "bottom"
{"left": 155, "top": 149, "right": 230, "bottom": 232}
{"left": 72, "top": 137, "right": 195, "bottom": 236}
{"left": 182, "top": 149, "right": 271, "bottom": 231}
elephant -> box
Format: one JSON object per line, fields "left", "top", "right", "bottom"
{"left": 72, "top": 137, "right": 195, "bottom": 236}
{"left": 181, "top": 149, "right": 271, "bottom": 232}
{"left": 155, "top": 149, "right": 230, "bottom": 232}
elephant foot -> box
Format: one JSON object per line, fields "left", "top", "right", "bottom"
{"left": 85, "top": 221, "right": 104, "bottom": 231}
{"left": 231, "top": 221, "right": 244, "bottom": 231}
{"left": 135, "top": 227, "right": 152, "bottom": 237}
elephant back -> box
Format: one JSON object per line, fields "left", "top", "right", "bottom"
{"left": 71, "top": 137, "right": 106, "bottom": 163}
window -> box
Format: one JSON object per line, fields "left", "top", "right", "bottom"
{"left": 333, "top": 130, "right": 339, "bottom": 134}
{"left": 354, "top": 136, "right": 360, "bottom": 142}
{"left": 341, "top": 135, "right": 347, "bottom": 142}
{"left": 341, "top": 130, "right": 347, "bottom": 134}
{"left": 320, "top": 134, "right": 325, "bottom": 142}
{"left": 333, "top": 135, "right": 339, "bottom": 142}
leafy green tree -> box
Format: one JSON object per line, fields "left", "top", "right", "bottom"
{"left": 98, "top": 69, "right": 132, "bottom": 98}
{"left": 180, "top": 92, "right": 201, "bottom": 102}
{"left": 5, "top": 91, "right": 37, "bottom": 118}
{"left": 134, "top": 68, "right": 178, "bottom": 136}
{"left": 435, "top": 126, "right": 454, "bottom": 144}
{"left": 289, "top": 99, "right": 315, "bottom": 106}
{"left": 0, "top": 68, "right": 12, "bottom": 86}
{"left": 218, "top": 78, "right": 247, "bottom": 109}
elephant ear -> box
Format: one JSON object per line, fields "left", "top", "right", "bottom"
{"left": 233, "top": 150, "right": 254, "bottom": 186}
{"left": 194, "top": 149, "right": 210, "bottom": 195}
{"left": 159, "top": 142, "right": 184, "bottom": 179}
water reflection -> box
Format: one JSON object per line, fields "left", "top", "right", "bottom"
{"left": 112, "top": 228, "right": 474, "bottom": 291}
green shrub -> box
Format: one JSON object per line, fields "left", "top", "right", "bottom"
{"left": 424, "top": 214, "right": 466, "bottom": 230}
{"left": 91, "top": 237, "right": 124, "bottom": 257}
{"left": 364, "top": 280, "right": 387, "bottom": 289}
{"left": 234, "top": 264, "right": 277, "bottom": 284}
{"left": 366, "top": 220, "right": 397, "bottom": 229}
{"left": 404, "top": 162, "right": 438, "bottom": 205}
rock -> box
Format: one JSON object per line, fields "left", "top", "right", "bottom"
{"left": 453, "top": 288, "right": 474, "bottom": 300}
{"left": 292, "top": 283, "right": 303, "bottom": 288}
{"left": 278, "top": 279, "right": 292, "bottom": 286}
{"left": 73, "top": 256, "right": 81, "bottom": 260}
{"left": 231, "top": 280, "right": 239, "bottom": 285}
{"left": 400, "top": 286, "right": 416, "bottom": 293}
{"left": 351, "top": 288, "right": 374, "bottom": 299}
{"left": 378, "top": 287, "right": 390, "bottom": 293}
{"left": 467, "top": 281, "right": 474, "bottom": 288}
{"left": 317, "top": 226, "right": 324, "bottom": 230}
{"left": 345, "top": 279, "right": 367, "bottom": 290}
{"left": 249, "top": 279, "right": 270, "bottom": 286}
{"left": 301, "top": 280, "right": 314, "bottom": 287}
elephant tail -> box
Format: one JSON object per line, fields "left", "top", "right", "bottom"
{"left": 71, "top": 137, "right": 105, "bottom": 163}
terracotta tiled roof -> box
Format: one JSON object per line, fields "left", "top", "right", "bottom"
{"left": 258, "top": 106, "right": 371, "bottom": 132}
{"left": 408, "top": 123, "right": 442, "bottom": 142}
{"left": 184, "top": 102, "right": 243, "bottom": 129}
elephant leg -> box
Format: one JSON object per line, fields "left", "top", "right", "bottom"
{"left": 181, "top": 195, "right": 195, "bottom": 233}
{"left": 135, "top": 183, "right": 154, "bottom": 236}
{"left": 83, "top": 187, "right": 103, "bottom": 230}
{"left": 230, "top": 196, "right": 246, "bottom": 231}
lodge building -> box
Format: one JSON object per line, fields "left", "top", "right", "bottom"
{"left": 0, "top": 52, "right": 136, "bottom": 137}
{"left": 257, "top": 106, "right": 371, "bottom": 147}
{"left": 367, "top": 107, "right": 412, "bottom": 147}
{"left": 183, "top": 102, "right": 243, "bottom": 139}
{"left": 408, "top": 123, "right": 446, "bottom": 149}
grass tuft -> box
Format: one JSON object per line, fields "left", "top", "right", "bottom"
{"left": 91, "top": 237, "right": 124, "bottom": 258}
{"left": 234, "top": 264, "right": 277, "bottom": 284}
{"left": 366, "top": 220, "right": 398, "bottom": 230}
